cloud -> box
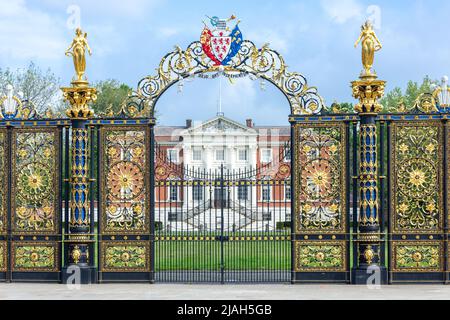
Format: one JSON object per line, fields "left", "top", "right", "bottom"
{"left": 156, "top": 27, "right": 180, "bottom": 39}
{"left": 246, "top": 28, "right": 290, "bottom": 53}
{"left": 41, "top": 0, "right": 164, "bottom": 19}
{"left": 321, "top": 0, "right": 363, "bottom": 24}
{"left": 0, "top": 0, "right": 66, "bottom": 63}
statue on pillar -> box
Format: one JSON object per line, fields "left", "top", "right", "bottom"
{"left": 61, "top": 28, "right": 97, "bottom": 284}
{"left": 354, "top": 20, "right": 382, "bottom": 78}
{"left": 65, "top": 28, "right": 92, "bottom": 86}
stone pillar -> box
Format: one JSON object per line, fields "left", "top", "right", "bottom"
{"left": 351, "top": 75, "right": 387, "bottom": 284}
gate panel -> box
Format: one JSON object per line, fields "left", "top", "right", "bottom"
{"left": 389, "top": 121, "right": 444, "bottom": 282}
{"left": 155, "top": 169, "right": 291, "bottom": 283}
{"left": 11, "top": 128, "right": 61, "bottom": 281}
{"left": 0, "top": 129, "right": 6, "bottom": 279}
{"left": 293, "top": 122, "right": 350, "bottom": 283}
{"left": 99, "top": 126, "right": 152, "bottom": 282}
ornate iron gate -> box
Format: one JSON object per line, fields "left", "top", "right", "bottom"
{"left": 386, "top": 107, "right": 448, "bottom": 283}
{"left": 292, "top": 119, "right": 353, "bottom": 283}
{"left": 154, "top": 161, "right": 291, "bottom": 283}
{"left": 0, "top": 122, "right": 64, "bottom": 282}
{"left": 97, "top": 122, "right": 154, "bottom": 282}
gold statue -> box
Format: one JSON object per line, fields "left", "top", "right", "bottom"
{"left": 65, "top": 28, "right": 92, "bottom": 84}
{"left": 354, "top": 21, "right": 382, "bottom": 77}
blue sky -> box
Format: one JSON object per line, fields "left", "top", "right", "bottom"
{"left": 0, "top": 0, "right": 449, "bottom": 125}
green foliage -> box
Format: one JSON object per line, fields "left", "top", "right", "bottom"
{"left": 0, "top": 62, "right": 63, "bottom": 113}
{"left": 155, "top": 221, "right": 163, "bottom": 231}
{"left": 338, "top": 102, "right": 354, "bottom": 113}
{"left": 380, "top": 76, "right": 435, "bottom": 111}
{"left": 91, "top": 79, "right": 133, "bottom": 115}
{"left": 276, "top": 221, "right": 291, "bottom": 230}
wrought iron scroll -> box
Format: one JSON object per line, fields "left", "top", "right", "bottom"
{"left": 390, "top": 122, "right": 444, "bottom": 275}
{"left": 100, "top": 126, "right": 151, "bottom": 275}
{"left": 294, "top": 123, "right": 348, "bottom": 275}
{"left": 122, "top": 40, "right": 324, "bottom": 118}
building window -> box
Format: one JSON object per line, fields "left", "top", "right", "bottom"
{"left": 167, "top": 149, "right": 178, "bottom": 163}
{"left": 215, "top": 149, "right": 225, "bottom": 161}
{"left": 285, "top": 185, "right": 291, "bottom": 200}
{"left": 192, "top": 183, "right": 203, "bottom": 201}
{"left": 262, "top": 184, "right": 271, "bottom": 201}
{"left": 169, "top": 184, "right": 178, "bottom": 201}
{"left": 238, "top": 148, "right": 248, "bottom": 161}
{"left": 283, "top": 148, "right": 291, "bottom": 162}
{"left": 238, "top": 184, "right": 249, "bottom": 201}
{"left": 192, "top": 148, "right": 202, "bottom": 161}
{"left": 261, "top": 149, "right": 272, "bottom": 163}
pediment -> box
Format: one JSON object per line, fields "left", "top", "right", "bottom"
{"left": 184, "top": 116, "right": 257, "bottom": 135}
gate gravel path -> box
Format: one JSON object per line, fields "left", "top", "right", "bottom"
{"left": 0, "top": 284, "right": 449, "bottom": 300}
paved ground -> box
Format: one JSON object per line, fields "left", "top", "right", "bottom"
{"left": 1, "top": 284, "right": 450, "bottom": 300}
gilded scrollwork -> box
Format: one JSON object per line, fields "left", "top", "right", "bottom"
{"left": 386, "top": 92, "right": 439, "bottom": 114}
{"left": 0, "top": 242, "right": 6, "bottom": 272}
{"left": 101, "top": 241, "right": 150, "bottom": 272}
{"left": 12, "top": 129, "right": 59, "bottom": 234}
{"left": 391, "top": 122, "right": 442, "bottom": 233}
{"left": 70, "top": 128, "right": 90, "bottom": 227}
{"left": 294, "top": 241, "right": 346, "bottom": 272}
{"left": 295, "top": 123, "right": 346, "bottom": 233}
{"left": 359, "top": 124, "right": 378, "bottom": 226}
{"left": 392, "top": 242, "right": 442, "bottom": 272}
{"left": 12, "top": 243, "right": 57, "bottom": 272}
{"left": 124, "top": 40, "right": 324, "bottom": 118}
{"left": 101, "top": 127, "right": 150, "bottom": 234}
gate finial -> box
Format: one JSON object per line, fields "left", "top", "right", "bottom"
{"left": 354, "top": 20, "right": 382, "bottom": 79}
{"left": 65, "top": 28, "right": 92, "bottom": 88}
{"left": 62, "top": 29, "right": 96, "bottom": 120}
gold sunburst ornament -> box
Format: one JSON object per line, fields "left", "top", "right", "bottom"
{"left": 27, "top": 174, "right": 43, "bottom": 190}
{"left": 409, "top": 169, "right": 426, "bottom": 187}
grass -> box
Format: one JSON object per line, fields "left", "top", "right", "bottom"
{"left": 155, "top": 240, "right": 291, "bottom": 271}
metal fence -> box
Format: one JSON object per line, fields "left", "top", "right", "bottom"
{"left": 154, "top": 165, "right": 291, "bottom": 283}
{"left": 1, "top": 108, "right": 450, "bottom": 284}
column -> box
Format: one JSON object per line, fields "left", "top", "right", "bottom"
{"left": 351, "top": 75, "right": 388, "bottom": 284}
{"left": 61, "top": 28, "right": 97, "bottom": 284}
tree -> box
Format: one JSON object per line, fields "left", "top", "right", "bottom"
{"left": 91, "top": 79, "right": 133, "bottom": 115}
{"left": 0, "top": 62, "right": 63, "bottom": 113}
{"left": 380, "top": 76, "right": 435, "bottom": 111}
{"left": 338, "top": 102, "right": 354, "bottom": 113}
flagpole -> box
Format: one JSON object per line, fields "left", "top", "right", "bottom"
{"left": 218, "top": 73, "right": 223, "bottom": 116}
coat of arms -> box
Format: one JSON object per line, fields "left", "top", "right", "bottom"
{"left": 200, "top": 15, "right": 243, "bottom": 66}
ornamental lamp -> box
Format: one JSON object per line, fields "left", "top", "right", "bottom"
{"left": 439, "top": 75, "right": 449, "bottom": 107}
{"left": 1, "top": 84, "right": 22, "bottom": 119}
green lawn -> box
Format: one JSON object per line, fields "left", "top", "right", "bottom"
{"left": 155, "top": 240, "right": 291, "bottom": 271}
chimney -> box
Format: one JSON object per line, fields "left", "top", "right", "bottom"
{"left": 246, "top": 119, "right": 253, "bottom": 128}
{"left": 186, "top": 119, "right": 192, "bottom": 128}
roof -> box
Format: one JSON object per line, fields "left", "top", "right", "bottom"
{"left": 155, "top": 116, "right": 289, "bottom": 137}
